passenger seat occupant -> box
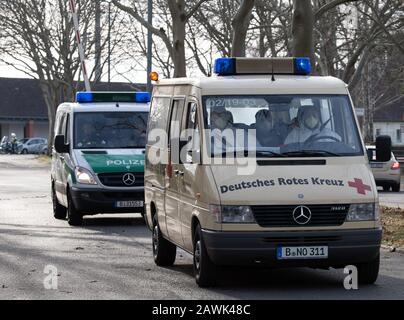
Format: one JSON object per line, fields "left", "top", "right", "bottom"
{"left": 210, "top": 106, "right": 254, "bottom": 153}
{"left": 284, "top": 105, "right": 341, "bottom": 145}
{"left": 254, "top": 109, "right": 282, "bottom": 147}
{"left": 210, "top": 106, "right": 234, "bottom": 131}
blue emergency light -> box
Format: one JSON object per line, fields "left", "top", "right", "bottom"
{"left": 213, "top": 57, "right": 311, "bottom": 76}
{"left": 76, "top": 91, "right": 151, "bottom": 103}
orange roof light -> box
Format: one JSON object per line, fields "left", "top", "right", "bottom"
{"left": 150, "top": 72, "right": 159, "bottom": 81}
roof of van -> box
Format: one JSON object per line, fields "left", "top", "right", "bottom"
{"left": 57, "top": 102, "right": 150, "bottom": 113}
{"left": 155, "top": 75, "right": 348, "bottom": 95}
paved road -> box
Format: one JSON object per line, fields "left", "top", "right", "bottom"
{"left": 378, "top": 176, "right": 404, "bottom": 208}
{"left": 0, "top": 154, "right": 403, "bottom": 300}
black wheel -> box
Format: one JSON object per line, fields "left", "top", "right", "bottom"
{"left": 22, "top": 149, "right": 28, "bottom": 154}
{"left": 193, "top": 224, "right": 217, "bottom": 287}
{"left": 392, "top": 183, "right": 400, "bottom": 192}
{"left": 383, "top": 185, "right": 390, "bottom": 192}
{"left": 52, "top": 184, "right": 66, "bottom": 220}
{"left": 152, "top": 215, "right": 176, "bottom": 266}
{"left": 357, "top": 254, "right": 380, "bottom": 285}
{"left": 67, "top": 192, "right": 83, "bottom": 226}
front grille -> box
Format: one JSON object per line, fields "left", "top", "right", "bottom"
{"left": 263, "top": 235, "right": 342, "bottom": 244}
{"left": 98, "top": 172, "right": 144, "bottom": 187}
{"left": 251, "top": 204, "right": 349, "bottom": 227}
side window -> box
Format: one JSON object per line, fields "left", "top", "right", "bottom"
{"left": 183, "top": 102, "right": 200, "bottom": 162}
{"left": 147, "top": 97, "right": 171, "bottom": 145}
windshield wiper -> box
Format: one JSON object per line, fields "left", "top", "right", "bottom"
{"left": 255, "top": 150, "right": 285, "bottom": 157}
{"left": 281, "top": 150, "right": 341, "bottom": 157}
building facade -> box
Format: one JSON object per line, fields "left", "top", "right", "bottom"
{"left": 0, "top": 78, "right": 146, "bottom": 141}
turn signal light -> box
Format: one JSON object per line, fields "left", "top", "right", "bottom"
{"left": 391, "top": 162, "right": 400, "bottom": 170}
{"left": 150, "top": 72, "right": 159, "bottom": 81}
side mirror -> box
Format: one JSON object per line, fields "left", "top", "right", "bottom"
{"left": 54, "top": 135, "right": 70, "bottom": 154}
{"left": 375, "top": 135, "right": 391, "bottom": 162}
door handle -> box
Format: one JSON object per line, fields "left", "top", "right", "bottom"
{"left": 174, "top": 170, "right": 184, "bottom": 177}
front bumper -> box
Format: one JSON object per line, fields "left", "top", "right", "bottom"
{"left": 202, "top": 228, "right": 382, "bottom": 268}
{"left": 70, "top": 187, "right": 144, "bottom": 214}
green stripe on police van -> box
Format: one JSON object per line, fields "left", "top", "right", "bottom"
{"left": 83, "top": 154, "right": 145, "bottom": 173}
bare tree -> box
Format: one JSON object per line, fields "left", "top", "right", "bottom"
{"left": 231, "top": 0, "right": 255, "bottom": 57}
{"left": 0, "top": 0, "right": 97, "bottom": 147}
{"left": 112, "top": 0, "right": 209, "bottom": 77}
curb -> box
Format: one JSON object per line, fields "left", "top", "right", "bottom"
{"left": 381, "top": 244, "right": 404, "bottom": 254}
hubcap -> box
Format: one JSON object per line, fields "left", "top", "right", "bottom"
{"left": 194, "top": 240, "right": 201, "bottom": 271}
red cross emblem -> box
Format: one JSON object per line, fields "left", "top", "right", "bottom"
{"left": 348, "top": 178, "right": 371, "bottom": 195}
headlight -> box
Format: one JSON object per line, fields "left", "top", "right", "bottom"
{"left": 75, "top": 167, "right": 97, "bottom": 185}
{"left": 346, "top": 203, "right": 378, "bottom": 221}
{"left": 210, "top": 205, "right": 256, "bottom": 223}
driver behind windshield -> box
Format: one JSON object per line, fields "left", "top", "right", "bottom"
{"left": 77, "top": 122, "right": 105, "bottom": 148}
{"left": 284, "top": 104, "right": 341, "bottom": 145}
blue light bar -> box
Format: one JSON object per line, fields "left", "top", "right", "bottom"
{"left": 76, "top": 92, "right": 93, "bottom": 103}
{"left": 134, "top": 92, "right": 151, "bottom": 103}
{"left": 213, "top": 57, "right": 312, "bottom": 76}
{"left": 294, "top": 57, "right": 311, "bottom": 75}
{"left": 214, "top": 58, "right": 236, "bottom": 76}
{"left": 76, "top": 92, "right": 151, "bottom": 104}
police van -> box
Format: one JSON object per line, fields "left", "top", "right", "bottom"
{"left": 144, "top": 58, "right": 391, "bottom": 287}
{"left": 51, "top": 92, "right": 150, "bottom": 226}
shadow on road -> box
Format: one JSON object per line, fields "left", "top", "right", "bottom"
{"left": 82, "top": 216, "right": 146, "bottom": 227}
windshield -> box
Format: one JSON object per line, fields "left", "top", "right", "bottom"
{"left": 202, "top": 95, "right": 363, "bottom": 157}
{"left": 74, "top": 112, "right": 148, "bottom": 149}
{"left": 19, "top": 139, "right": 29, "bottom": 144}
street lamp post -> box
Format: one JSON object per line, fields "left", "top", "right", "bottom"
{"left": 147, "top": 0, "right": 153, "bottom": 93}
{"left": 108, "top": 0, "right": 112, "bottom": 89}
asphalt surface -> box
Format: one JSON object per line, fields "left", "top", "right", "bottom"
{"left": 0, "top": 154, "right": 404, "bottom": 300}
{"left": 378, "top": 176, "right": 404, "bottom": 208}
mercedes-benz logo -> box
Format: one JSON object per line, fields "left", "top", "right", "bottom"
{"left": 122, "top": 173, "right": 136, "bottom": 186}
{"left": 292, "top": 206, "right": 312, "bottom": 225}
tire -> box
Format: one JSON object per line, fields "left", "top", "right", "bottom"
{"left": 152, "top": 215, "right": 176, "bottom": 266}
{"left": 392, "top": 183, "right": 400, "bottom": 192}
{"left": 193, "top": 224, "right": 217, "bottom": 287}
{"left": 67, "top": 192, "right": 83, "bottom": 226}
{"left": 52, "top": 184, "right": 67, "bottom": 220}
{"left": 383, "top": 185, "right": 390, "bottom": 192}
{"left": 357, "top": 254, "right": 380, "bottom": 285}
{"left": 21, "top": 149, "right": 28, "bottom": 154}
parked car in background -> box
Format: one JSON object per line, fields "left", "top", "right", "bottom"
{"left": 0, "top": 136, "right": 10, "bottom": 153}
{"left": 367, "top": 145, "right": 401, "bottom": 192}
{"left": 18, "top": 138, "right": 48, "bottom": 154}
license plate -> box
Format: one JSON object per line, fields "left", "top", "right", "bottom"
{"left": 116, "top": 200, "right": 144, "bottom": 208}
{"left": 370, "top": 163, "right": 383, "bottom": 168}
{"left": 277, "top": 246, "right": 328, "bottom": 260}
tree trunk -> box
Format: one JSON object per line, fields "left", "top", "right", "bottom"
{"left": 231, "top": 0, "right": 255, "bottom": 57}
{"left": 292, "top": 0, "right": 315, "bottom": 66}
{"left": 168, "top": 0, "right": 187, "bottom": 77}
{"left": 94, "top": 0, "right": 102, "bottom": 82}
{"left": 172, "top": 19, "right": 187, "bottom": 77}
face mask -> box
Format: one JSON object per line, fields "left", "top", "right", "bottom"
{"left": 305, "top": 115, "right": 319, "bottom": 129}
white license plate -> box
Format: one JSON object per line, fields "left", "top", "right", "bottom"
{"left": 370, "top": 163, "right": 383, "bottom": 168}
{"left": 116, "top": 201, "right": 144, "bottom": 208}
{"left": 277, "top": 246, "right": 328, "bottom": 260}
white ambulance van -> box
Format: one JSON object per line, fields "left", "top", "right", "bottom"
{"left": 144, "top": 58, "right": 391, "bottom": 287}
{"left": 52, "top": 92, "right": 150, "bottom": 226}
